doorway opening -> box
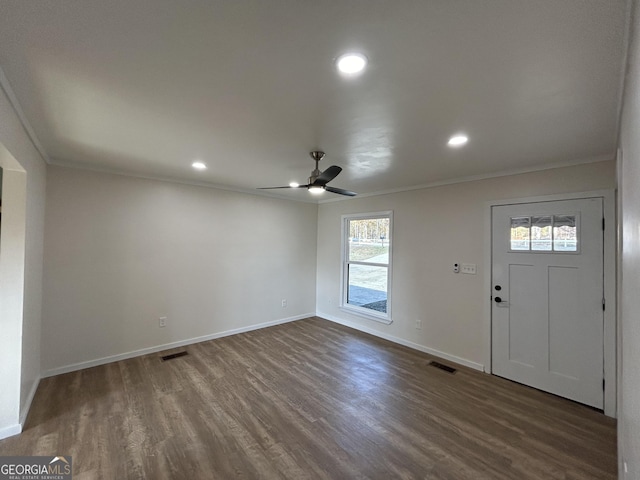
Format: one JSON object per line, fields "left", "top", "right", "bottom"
{"left": 0, "top": 144, "right": 27, "bottom": 438}
{"left": 485, "top": 191, "right": 616, "bottom": 417}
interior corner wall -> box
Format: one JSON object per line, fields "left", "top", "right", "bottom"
{"left": 316, "top": 160, "right": 616, "bottom": 369}
{"left": 0, "top": 85, "right": 46, "bottom": 436}
{"left": 42, "top": 166, "right": 318, "bottom": 374}
{"left": 617, "top": 0, "right": 640, "bottom": 474}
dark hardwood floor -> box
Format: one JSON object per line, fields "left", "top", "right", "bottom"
{"left": 0, "top": 317, "right": 617, "bottom": 479}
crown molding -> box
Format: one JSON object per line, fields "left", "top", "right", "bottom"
{"left": 51, "top": 153, "right": 614, "bottom": 207}
{"left": 318, "top": 154, "right": 615, "bottom": 204}
{"left": 48, "top": 158, "right": 319, "bottom": 204}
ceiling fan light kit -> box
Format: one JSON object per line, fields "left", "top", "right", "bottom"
{"left": 258, "top": 151, "right": 357, "bottom": 197}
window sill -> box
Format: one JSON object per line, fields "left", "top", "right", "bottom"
{"left": 340, "top": 305, "right": 393, "bottom": 325}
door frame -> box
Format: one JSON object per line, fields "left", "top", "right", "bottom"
{"left": 484, "top": 189, "right": 616, "bottom": 417}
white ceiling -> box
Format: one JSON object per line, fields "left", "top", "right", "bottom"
{"left": 0, "top": 1, "right": 629, "bottom": 201}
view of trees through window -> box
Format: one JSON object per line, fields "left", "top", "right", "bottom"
{"left": 510, "top": 215, "right": 577, "bottom": 252}
{"left": 345, "top": 216, "right": 391, "bottom": 316}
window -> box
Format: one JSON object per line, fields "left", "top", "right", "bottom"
{"left": 510, "top": 214, "right": 578, "bottom": 252}
{"left": 342, "top": 212, "right": 392, "bottom": 323}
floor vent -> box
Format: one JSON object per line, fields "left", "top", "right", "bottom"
{"left": 429, "top": 361, "right": 457, "bottom": 374}
{"left": 161, "top": 351, "right": 188, "bottom": 361}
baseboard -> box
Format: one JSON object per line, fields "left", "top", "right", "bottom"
{"left": 318, "top": 312, "right": 485, "bottom": 372}
{"left": 0, "top": 423, "right": 22, "bottom": 441}
{"left": 19, "top": 377, "right": 40, "bottom": 426}
{"left": 42, "top": 313, "right": 313, "bottom": 378}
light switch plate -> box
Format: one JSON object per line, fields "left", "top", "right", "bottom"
{"left": 461, "top": 263, "right": 476, "bottom": 275}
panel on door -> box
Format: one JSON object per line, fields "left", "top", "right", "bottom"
{"left": 491, "top": 198, "right": 604, "bottom": 408}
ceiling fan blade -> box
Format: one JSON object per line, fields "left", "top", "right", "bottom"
{"left": 313, "top": 165, "right": 342, "bottom": 186}
{"left": 325, "top": 186, "right": 357, "bottom": 197}
{"left": 257, "top": 185, "right": 309, "bottom": 190}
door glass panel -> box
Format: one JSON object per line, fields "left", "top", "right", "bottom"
{"left": 553, "top": 215, "right": 577, "bottom": 251}
{"left": 510, "top": 214, "right": 579, "bottom": 253}
{"left": 510, "top": 217, "right": 530, "bottom": 250}
{"left": 531, "top": 216, "right": 552, "bottom": 251}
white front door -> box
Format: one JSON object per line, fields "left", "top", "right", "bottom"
{"left": 491, "top": 198, "right": 604, "bottom": 409}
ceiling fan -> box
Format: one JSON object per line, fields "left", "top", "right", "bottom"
{"left": 259, "top": 151, "right": 357, "bottom": 197}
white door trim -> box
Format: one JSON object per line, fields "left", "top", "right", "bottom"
{"left": 484, "top": 189, "right": 616, "bottom": 417}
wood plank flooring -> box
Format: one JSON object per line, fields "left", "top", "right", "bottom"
{"left": 0, "top": 317, "right": 617, "bottom": 479}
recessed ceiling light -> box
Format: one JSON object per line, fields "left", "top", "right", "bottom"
{"left": 308, "top": 186, "right": 325, "bottom": 194}
{"left": 289, "top": 182, "right": 300, "bottom": 188}
{"left": 447, "top": 134, "right": 469, "bottom": 147}
{"left": 192, "top": 161, "right": 207, "bottom": 170}
{"left": 336, "top": 53, "right": 367, "bottom": 75}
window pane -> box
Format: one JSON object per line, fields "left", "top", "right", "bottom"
{"left": 531, "top": 216, "right": 552, "bottom": 251}
{"left": 553, "top": 215, "right": 577, "bottom": 251}
{"left": 347, "top": 264, "right": 388, "bottom": 313}
{"left": 510, "top": 217, "right": 530, "bottom": 250}
{"left": 348, "top": 218, "right": 390, "bottom": 263}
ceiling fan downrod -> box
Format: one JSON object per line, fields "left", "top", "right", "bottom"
{"left": 309, "top": 151, "right": 325, "bottom": 184}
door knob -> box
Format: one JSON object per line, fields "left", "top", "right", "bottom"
{"left": 494, "top": 285, "right": 502, "bottom": 291}
{"left": 495, "top": 297, "right": 503, "bottom": 303}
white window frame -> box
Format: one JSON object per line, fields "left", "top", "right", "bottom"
{"left": 340, "top": 211, "right": 393, "bottom": 324}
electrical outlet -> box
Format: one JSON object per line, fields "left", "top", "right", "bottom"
{"left": 461, "top": 263, "right": 477, "bottom": 275}
{"left": 281, "top": 299, "right": 287, "bottom": 308}
{"left": 415, "top": 319, "right": 422, "bottom": 329}
{"left": 159, "top": 316, "right": 167, "bottom": 328}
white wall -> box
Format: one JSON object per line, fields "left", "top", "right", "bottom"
{"left": 618, "top": 0, "right": 640, "bottom": 475}
{"left": 42, "top": 166, "right": 318, "bottom": 374}
{"left": 0, "top": 83, "right": 47, "bottom": 437}
{"left": 316, "top": 160, "right": 615, "bottom": 370}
